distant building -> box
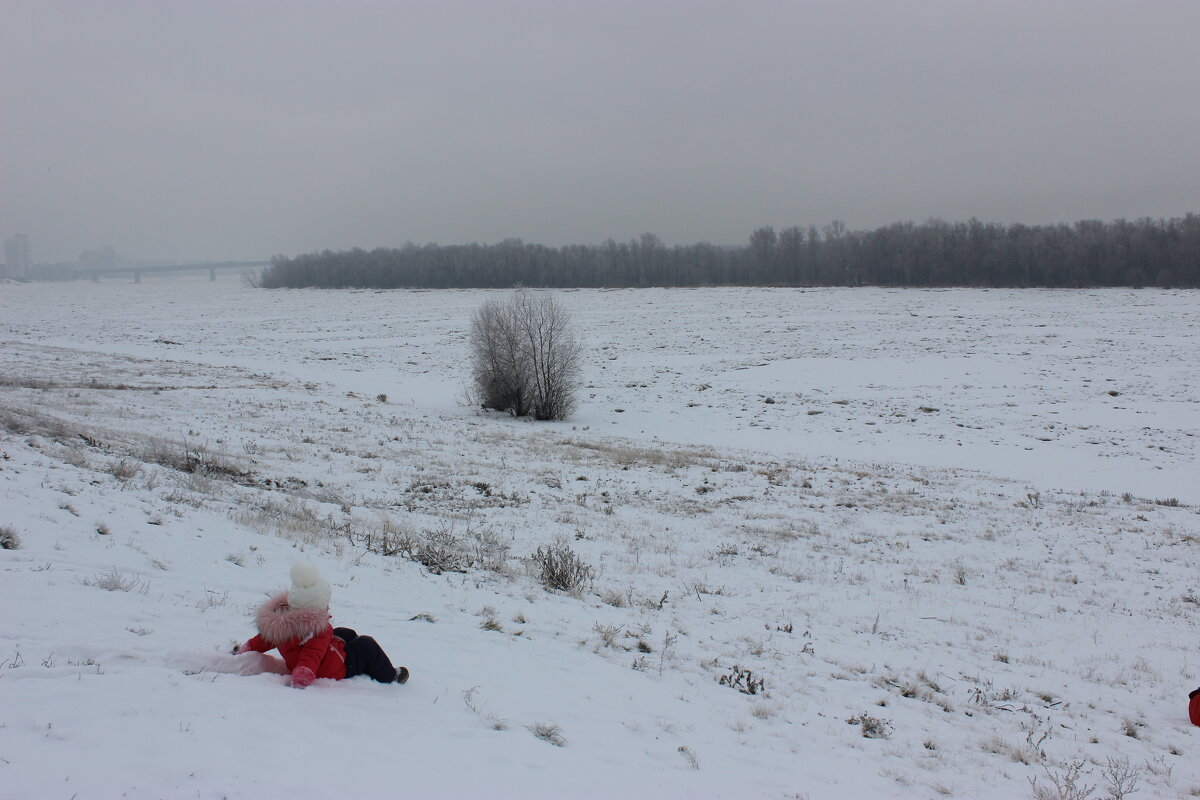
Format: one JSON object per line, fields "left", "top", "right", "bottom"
{"left": 4, "top": 234, "right": 32, "bottom": 279}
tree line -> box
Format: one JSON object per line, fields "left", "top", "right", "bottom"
{"left": 258, "top": 215, "right": 1199, "bottom": 289}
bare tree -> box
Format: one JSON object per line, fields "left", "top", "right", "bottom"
{"left": 469, "top": 291, "right": 581, "bottom": 421}
{"left": 257, "top": 213, "right": 1200, "bottom": 290}
{"left": 749, "top": 226, "right": 778, "bottom": 278}
{"left": 470, "top": 297, "right": 530, "bottom": 416}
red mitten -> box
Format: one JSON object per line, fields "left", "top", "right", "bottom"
{"left": 291, "top": 666, "right": 316, "bottom": 689}
{"left": 235, "top": 642, "right": 252, "bottom": 655}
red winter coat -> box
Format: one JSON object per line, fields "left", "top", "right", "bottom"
{"left": 240, "top": 593, "right": 347, "bottom": 680}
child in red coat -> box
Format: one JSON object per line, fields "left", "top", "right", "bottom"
{"left": 237, "top": 563, "right": 409, "bottom": 688}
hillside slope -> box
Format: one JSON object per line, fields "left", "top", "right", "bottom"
{"left": 2, "top": 278, "right": 1198, "bottom": 798}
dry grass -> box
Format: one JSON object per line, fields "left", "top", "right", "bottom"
{"left": 527, "top": 721, "right": 567, "bottom": 747}
{"left": 557, "top": 437, "right": 717, "bottom": 470}
{"left": 82, "top": 568, "right": 148, "bottom": 593}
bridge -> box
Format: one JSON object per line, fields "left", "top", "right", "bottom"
{"left": 75, "top": 260, "right": 271, "bottom": 283}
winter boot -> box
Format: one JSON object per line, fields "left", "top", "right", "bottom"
{"left": 395, "top": 666, "right": 410, "bottom": 685}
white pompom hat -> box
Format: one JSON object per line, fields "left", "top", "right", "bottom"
{"left": 287, "top": 562, "right": 331, "bottom": 610}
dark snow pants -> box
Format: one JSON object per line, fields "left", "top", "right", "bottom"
{"left": 333, "top": 627, "right": 398, "bottom": 683}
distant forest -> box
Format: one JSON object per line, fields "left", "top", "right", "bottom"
{"left": 258, "top": 215, "right": 1199, "bottom": 289}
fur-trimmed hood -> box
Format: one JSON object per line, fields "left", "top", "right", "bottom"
{"left": 255, "top": 592, "right": 332, "bottom": 645}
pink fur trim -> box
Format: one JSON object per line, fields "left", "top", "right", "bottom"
{"left": 255, "top": 592, "right": 330, "bottom": 645}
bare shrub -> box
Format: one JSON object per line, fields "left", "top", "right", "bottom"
{"left": 1028, "top": 761, "right": 1096, "bottom": 800}
{"left": 718, "top": 664, "right": 766, "bottom": 695}
{"left": 408, "top": 524, "right": 468, "bottom": 574}
{"left": 601, "top": 587, "right": 629, "bottom": 607}
{"left": 847, "top": 712, "right": 893, "bottom": 739}
{"left": 348, "top": 517, "right": 511, "bottom": 576}
{"left": 592, "top": 622, "right": 625, "bottom": 650}
{"left": 1100, "top": 757, "right": 1140, "bottom": 800}
{"left": 532, "top": 540, "right": 593, "bottom": 592}
{"left": 527, "top": 721, "right": 566, "bottom": 747}
{"left": 751, "top": 703, "right": 777, "bottom": 720}
{"left": 62, "top": 443, "right": 92, "bottom": 469}
{"left": 142, "top": 439, "right": 249, "bottom": 482}
{"left": 981, "top": 735, "right": 1039, "bottom": 765}
{"left": 467, "top": 525, "right": 512, "bottom": 573}
{"left": 83, "top": 568, "right": 146, "bottom": 593}
{"left": 0, "top": 407, "right": 32, "bottom": 435}
{"left": 0, "top": 524, "right": 21, "bottom": 550}
{"left": 470, "top": 297, "right": 528, "bottom": 416}
{"left": 105, "top": 458, "right": 141, "bottom": 482}
{"left": 469, "top": 291, "right": 581, "bottom": 421}
{"left": 346, "top": 515, "right": 415, "bottom": 557}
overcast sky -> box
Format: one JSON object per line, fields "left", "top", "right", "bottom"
{"left": 2, "top": 0, "right": 1197, "bottom": 263}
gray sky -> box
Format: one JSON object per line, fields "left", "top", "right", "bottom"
{"left": 3, "top": 0, "right": 1198, "bottom": 264}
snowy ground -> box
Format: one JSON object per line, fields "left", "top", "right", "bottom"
{"left": 1, "top": 275, "right": 1197, "bottom": 799}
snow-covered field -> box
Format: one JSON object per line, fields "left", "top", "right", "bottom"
{"left": 1, "top": 275, "right": 1197, "bottom": 799}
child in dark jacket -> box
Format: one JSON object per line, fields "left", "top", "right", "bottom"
{"left": 237, "top": 563, "right": 409, "bottom": 688}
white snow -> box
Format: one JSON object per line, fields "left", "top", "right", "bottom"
{"left": 1, "top": 275, "right": 1197, "bottom": 798}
